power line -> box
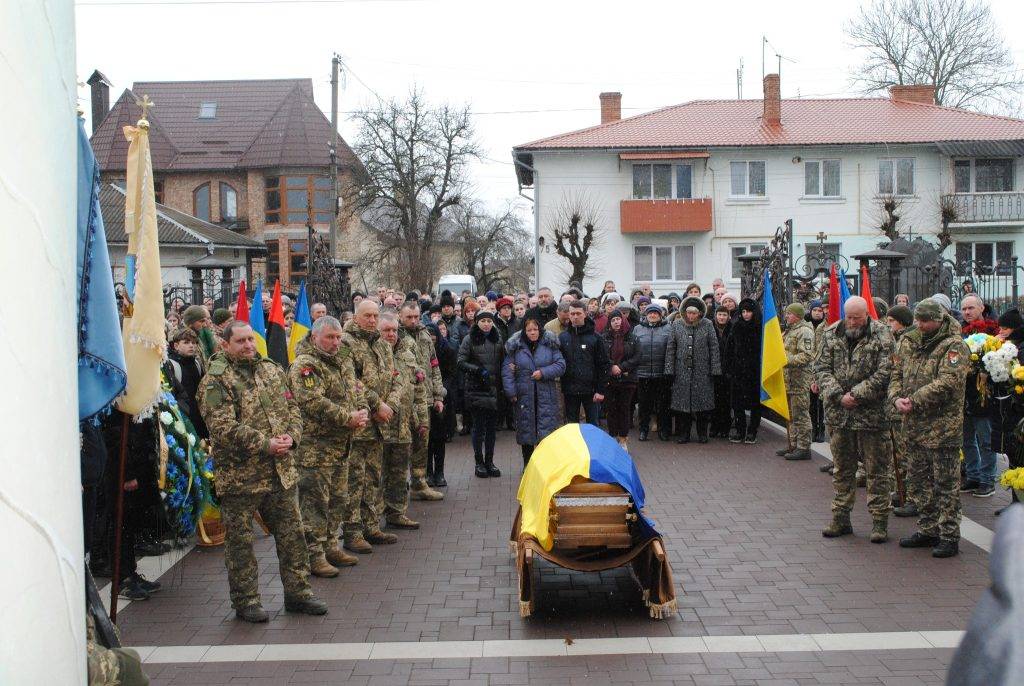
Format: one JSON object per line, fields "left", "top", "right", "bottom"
{"left": 77, "top": 0, "right": 424, "bottom": 6}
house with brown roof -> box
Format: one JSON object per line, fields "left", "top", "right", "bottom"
{"left": 513, "top": 75, "right": 1024, "bottom": 296}
{"left": 88, "top": 71, "right": 365, "bottom": 289}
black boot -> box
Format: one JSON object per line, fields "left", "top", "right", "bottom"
{"left": 639, "top": 426, "right": 650, "bottom": 442}
{"left": 676, "top": 415, "right": 692, "bottom": 444}
{"left": 474, "top": 454, "right": 488, "bottom": 478}
{"left": 485, "top": 454, "right": 501, "bottom": 478}
{"left": 695, "top": 414, "right": 709, "bottom": 444}
{"left": 434, "top": 453, "right": 447, "bottom": 487}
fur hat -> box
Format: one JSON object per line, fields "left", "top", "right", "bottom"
{"left": 680, "top": 296, "right": 706, "bottom": 317}
{"left": 887, "top": 305, "right": 913, "bottom": 328}
{"left": 496, "top": 296, "right": 514, "bottom": 310}
{"left": 998, "top": 308, "right": 1023, "bottom": 331}
{"left": 439, "top": 290, "right": 455, "bottom": 308}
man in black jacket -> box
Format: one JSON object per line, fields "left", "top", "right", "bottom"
{"left": 559, "top": 300, "right": 610, "bottom": 425}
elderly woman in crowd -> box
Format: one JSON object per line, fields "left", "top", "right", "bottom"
{"left": 635, "top": 303, "right": 673, "bottom": 441}
{"left": 601, "top": 310, "right": 641, "bottom": 450}
{"left": 666, "top": 296, "right": 721, "bottom": 444}
{"left": 720, "top": 293, "right": 739, "bottom": 322}
{"left": 503, "top": 315, "right": 566, "bottom": 467}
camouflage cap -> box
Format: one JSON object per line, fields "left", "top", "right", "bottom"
{"left": 914, "top": 299, "right": 943, "bottom": 322}
{"left": 785, "top": 302, "right": 805, "bottom": 319}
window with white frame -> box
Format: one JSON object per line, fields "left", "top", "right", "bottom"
{"left": 730, "top": 243, "right": 767, "bottom": 279}
{"left": 953, "top": 158, "right": 1014, "bottom": 193}
{"left": 956, "top": 240, "right": 1013, "bottom": 273}
{"left": 804, "top": 159, "right": 841, "bottom": 197}
{"left": 730, "top": 161, "right": 766, "bottom": 196}
{"left": 632, "top": 163, "right": 693, "bottom": 199}
{"left": 878, "top": 158, "right": 915, "bottom": 195}
{"left": 634, "top": 245, "right": 694, "bottom": 282}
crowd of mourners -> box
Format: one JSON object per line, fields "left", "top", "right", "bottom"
{"left": 82, "top": 275, "right": 1024, "bottom": 624}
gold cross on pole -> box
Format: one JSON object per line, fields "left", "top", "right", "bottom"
{"left": 135, "top": 94, "right": 155, "bottom": 122}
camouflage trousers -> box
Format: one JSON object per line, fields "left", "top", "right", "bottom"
{"left": 907, "top": 446, "right": 962, "bottom": 542}
{"left": 830, "top": 427, "right": 893, "bottom": 518}
{"left": 786, "top": 389, "right": 812, "bottom": 450}
{"left": 345, "top": 440, "right": 383, "bottom": 535}
{"left": 891, "top": 425, "right": 911, "bottom": 505}
{"left": 410, "top": 429, "right": 429, "bottom": 490}
{"left": 383, "top": 441, "right": 411, "bottom": 518}
{"left": 220, "top": 482, "right": 312, "bottom": 610}
{"left": 297, "top": 448, "right": 349, "bottom": 557}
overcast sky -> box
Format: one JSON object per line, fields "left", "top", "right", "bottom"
{"left": 75, "top": 0, "right": 1024, "bottom": 218}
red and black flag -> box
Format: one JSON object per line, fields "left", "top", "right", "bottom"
{"left": 266, "top": 281, "right": 290, "bottom": 367}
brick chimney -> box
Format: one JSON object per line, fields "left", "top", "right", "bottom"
{"left": 762, "top": 73, "right": 781, "bottom": 126}
{"left": 87, "top": 70, "right": 112, "bottom": 134}
{"left": 599, "top": 92, "right": 622, "bottom": 124}
{"left": 889, "top": 84, "right": 936, "bottom": 105}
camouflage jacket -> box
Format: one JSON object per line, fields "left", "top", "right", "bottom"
{"left": 197, "top": 351, "right": 303, "bottom": 495}
{"left": 888, "top": 314, "right": 969, "bottom": 448}
{"left": 293, "top": 331, "right": 314, "bottom": 358}
{"left": 400, "top": 323, "right": 446, "bottom": 403}
{"left": 288, "top": 344, "right": 367, "bottom": 466}
{"left": 783, "top": 319, "right": 815, "bottom": 392}
{"left": 341, "top": 320, "right": 401, "bottom": 441}
{"left": 381, "top": 337, "right": 428, "bottom": 444}
{"left": 813, "top": 318, "right": 895, "bottom": 430}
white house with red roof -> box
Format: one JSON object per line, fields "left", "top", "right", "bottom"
{"left": 513, "top": 75, "right": 1024, "bottom": 297}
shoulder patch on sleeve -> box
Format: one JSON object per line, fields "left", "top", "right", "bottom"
{"left": 203, "top": 382, "right": 224, "bottom": 408}
{"left": 208, "top": 358, "right": 228, "bottom": 376}
{"left": 947, "top": 349, "right": 962, "bottom": 367}
{"left": 338, "top": 347, "right": 351, "bottom": 359}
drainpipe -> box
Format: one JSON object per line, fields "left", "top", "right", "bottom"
{"left": 514, "top": 155, "right": 540, "bottom": 290}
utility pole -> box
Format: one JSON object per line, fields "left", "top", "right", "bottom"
{"left": 329, "top": 54, "right": 340, "bottom": 260}
{"left": 736, "top": 58, "right": 743, "bottom": 99}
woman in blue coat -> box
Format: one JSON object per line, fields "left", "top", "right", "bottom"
{"left": 502, "top": 315, "right": 566, "bottom": 467}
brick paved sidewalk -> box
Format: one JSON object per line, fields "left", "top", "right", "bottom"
{"left": 120, "top": 428, "right": 990, "bottom": 685}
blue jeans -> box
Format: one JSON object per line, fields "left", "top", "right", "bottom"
{"left": 962, "top": 415, "right": 996, "bottom": 486}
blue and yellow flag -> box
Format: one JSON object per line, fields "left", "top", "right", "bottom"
{"left": 760, "top": 271, "right": 789, "bottom": 420}
{"left": 249, "top": 280, "right": 268, "bottom": 357}
{"left": 288, "top": 281, "right": 311, "bottom": 362}
{"left": 517, "top": 424, "right": 657, "bottom": 550}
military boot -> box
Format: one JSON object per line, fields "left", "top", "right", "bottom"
{"left": 474, "top": 454, "right": 488, "bottom": 478}
{"left": 343, "top": 533, "right": 373, "bottom": 554}
{"left": 386, "top": 514, "right": 420, "bottom": 530}
{"left": 411, "top": 483, "right": 444, "bottom": 501}
{"left": 365, "top": 528, "right": 398, "bottom": 545}
{"left": 932, "top": 539, "right": 959, "bottom": 558}
{"left": 822, "top": 512, "right": 853, "bottom": 538}
{"left": 284, "top": 595, "right": 328, "bottom": 615}
{"left": 325, "top": 543, "right": 358, "bottom": 567}
{"left": 310, "top": 553, "right": 340, "bottom": 578}
{"left": 776, "top": 447, "right": 795, "bottom": 457}
{"left": 433, "top": 453, "right": 447, "bottom": 487}
{"left": 869, "top": 518, "right": 888, "bottom": 544}
{"left": 893, "top": 502, "right": 918, "bottom": 518}
{"left": 785, "top": 448, "right": 811, "bottom": 461}
{"left": 899, "top": 531, "right": 940, "bottom": 548}
{"left": 235, "top": 604, "right": 269, "bottom": 623}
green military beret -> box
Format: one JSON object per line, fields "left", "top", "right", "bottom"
{"left": 914, "top": 299, "right": 943, "bottom": 322}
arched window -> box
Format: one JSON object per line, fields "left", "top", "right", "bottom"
{"left": 219, "top": 182, "right": 238, "bottom": 221}
{"left": 193, "top": 183, "right": 211, "bottom": 221}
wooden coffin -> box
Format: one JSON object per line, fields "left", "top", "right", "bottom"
{"left": 549, "top": 480, "right": 637, "bottom": 550}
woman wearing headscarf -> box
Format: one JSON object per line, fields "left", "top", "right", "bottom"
{"left": 710, "top": 306, "right": 733, "bottom": 438}
{"left": 725, "top": 298, "right": 763, "bottom": 443}
{"left": 458, "top": 310, "right": 504, "bottom": 478}
{"left": 502, "top": 315, "right": 566, "bottom": 467}
{"left": 665, "top": 296, "right": 721, "bottom": 443}
{"left": 601, "top": 310, "right": 641, "bottom": 450}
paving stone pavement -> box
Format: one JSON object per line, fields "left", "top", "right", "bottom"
{"left": 119, "top": 428, "right": 992, "bottom": 685}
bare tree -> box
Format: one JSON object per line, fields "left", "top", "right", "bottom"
{"left": 452, "top": 201, "right": 532, "bottom": 293}
{"left": 936, "top": 193, "right": 959, "bottom": 250}
{"left": 547, "top": 193, "right": 603, "bottom": 288}
{"left": 846, "top": 0, "right": 1023, "bottom": 111}
{"left": 351, "top": 89, "right": 480, "bottom": 290}
{"left": 876, "top": 194, "right": 903, "bottom": 242}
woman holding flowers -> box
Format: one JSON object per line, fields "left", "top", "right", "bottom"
{"left": 994, "top": 309, "right": 1024, "bottom": 508}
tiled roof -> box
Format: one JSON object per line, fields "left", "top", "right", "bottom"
{"left": 90, "top": 79, "right": 362, "bottom": 174}
{"left": 100, "top": 183, "right": 265, "bottom": 250}
{"left": 514, "top": 98, "right": 1024, "bottom": 151}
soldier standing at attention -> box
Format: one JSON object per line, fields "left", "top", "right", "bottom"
{"left": 289, "top": 315, "right": 369, "bottom": 578}
{"left": 890, "top": 299, "right": 970, "bottom": 558}
{"left": 777, "top": 302, "right": 815, "bottom": 460}
{"left": 341, "top": 300, "right": 400, "bottom": 554}
{"left": 814, "top": 296, "right": 895, "bottom": 543}
{"left": 398, "top": 302, "right": 445, "bottom": 501}
{"left": 380, "top": 313, "right": 430, "bottom": 530}
{"left": 198, "top": 320, "right": 328, "bottom": 623}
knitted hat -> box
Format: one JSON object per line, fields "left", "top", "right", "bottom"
{"left": 439, "top": 290, "right": 455, "bottom": 308}
{"left": 887, "top": 305, "right": 914, "bottom": 328}
{"left": 475, "top": 310, "right": 494, "bottom": 322}
{"left": 496, "top": 296, "right": 514, "bottom": 310}
{"left": 873, "top": 297, "right": 889, "bottom": 319}
{"left": 809, "top": 299, "right": 823, "bottom": 310}
{"left": 914, "top": 299, "right": 944, "bottom": 322}
{"left": 720, "top": 292, "right": 738, "bottom": 306}
{"left": 212, "top": 307, "right": 231, "bottom": 325}
{"left": 182, "top": 305, "right": 208, "bottom": 326}
{"left": 607, "top": 309, "right": 624, "bottom": 323}
{"left": 636, "top": 295, "right": 652, "bottom": 308}
{"left": 930, "top": 293, "right": 953, "bottom": 312}
{"left": 644, "top": 303, "right": 665, "bottom": 316}
{"left": 998, "top": 308, "right": 1023, "bottom": 330}
{"left": 485, "top": 290, "right": 498, "bottom": 301}
{"left": 785, "top": 302, "right": 805, "bottom": 319}
{"left": 600, "top": 292, "right": 622, "bottom": 306}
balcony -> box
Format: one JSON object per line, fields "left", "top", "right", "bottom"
{"left": 944, "top": 192, "right": 1024, "bottom": 223}
{"left": 619, "top": 198, "right": 712, "bottom": 234}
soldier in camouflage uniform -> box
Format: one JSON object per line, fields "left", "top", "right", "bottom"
{"left": 380, "top": 314, "right": 430, "bottom": 529}
{"left": 814, "top": 296, "right": 895, "bottom": 543}
{"left": 777, "top": 302, "right": 815, "bottom": 460}
{"left": 399, "top": 302, "right": 445, "bottom": 500}
{"left": 198, "top": 321, "right": 328, "bottom": 622}
{"left": 289, "top": 315, "right": 369, "bottom": 578}
{"left": 86, "top": 614, "right": 148, "bottom": 685}
{"left": 341, "top": 300, "right": 402, "bottom": 553}
{"left": 890, "top": 300, "right": 970, "bottom": 558}
{"left": 886, "top": 305, "right": 917, "bottom": 517}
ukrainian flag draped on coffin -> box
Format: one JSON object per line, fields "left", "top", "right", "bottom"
{"left": 759, "top": 271, "right": 789, "bottom": 419}
{"left": 517, "top": 423, "right": 658, "bottom": 551}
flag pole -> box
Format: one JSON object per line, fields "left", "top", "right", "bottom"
{"left": 109, "top": 411, "right": 130, "bottom": 623}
